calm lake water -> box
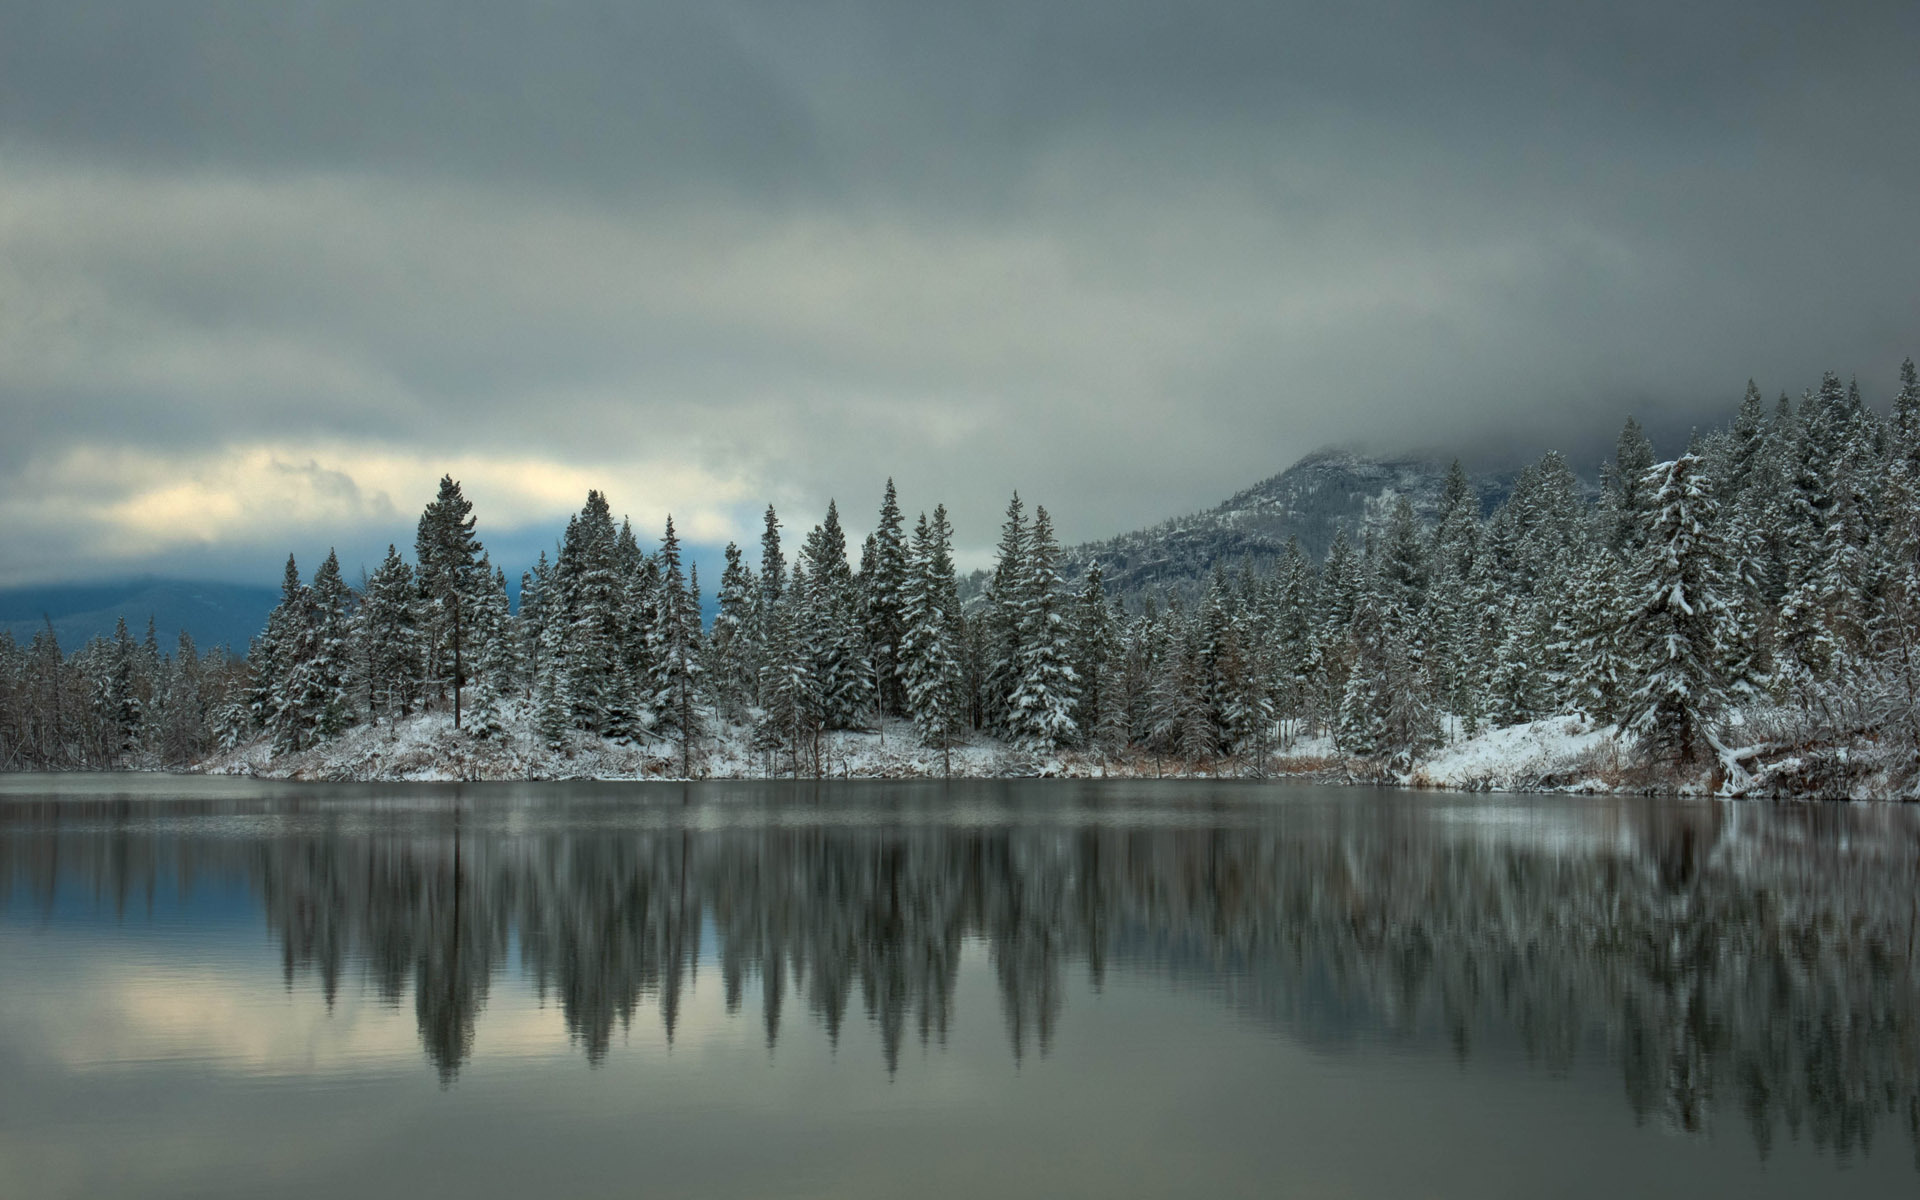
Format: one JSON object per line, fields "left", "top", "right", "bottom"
{"left": 2, "top": 776, "right": 1918, "bottom": 1198}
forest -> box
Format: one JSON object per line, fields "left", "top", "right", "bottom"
{"left": 3, "top": 364, "right": 1919, "bottom": 794}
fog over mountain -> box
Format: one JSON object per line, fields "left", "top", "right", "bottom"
{"left": 2, "top": 2, "right": 1916, "bottom": 587}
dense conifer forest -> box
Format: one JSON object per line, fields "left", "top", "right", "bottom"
{"left": 5, "top": 363, "right": 1920, "bottom": 794}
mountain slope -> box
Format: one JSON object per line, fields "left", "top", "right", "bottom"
{"left": 0, "top": 579, "right": 280, "bottom": 652}
{"left": 1058, "top": 448, "right": 1517, "bottom": 598}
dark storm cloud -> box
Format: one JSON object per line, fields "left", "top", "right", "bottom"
{"left": 1, "top": 1, "right": 1917, "bottom": 583}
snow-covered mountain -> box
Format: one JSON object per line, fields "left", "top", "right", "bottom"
{"left": 1055, "top": 448, "right": 1517, "bottom": 599}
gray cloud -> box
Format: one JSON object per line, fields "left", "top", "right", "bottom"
{"left": 2, "top": 2, "right": 1917, "bottom": 584}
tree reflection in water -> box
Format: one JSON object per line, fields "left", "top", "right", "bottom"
{"left": 3, "top": 787, "right": 1918, "bottom": 1161}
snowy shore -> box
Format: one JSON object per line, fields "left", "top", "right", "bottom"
{"left": 192, "top": 705, "right": 1910, "bottom": 800}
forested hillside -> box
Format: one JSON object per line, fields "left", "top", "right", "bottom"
{"left": 4, "top": 364, "right": 1919, "bottom": 797}
{"left": 1051, "top": 449, "right": 1518, "bottom": 600}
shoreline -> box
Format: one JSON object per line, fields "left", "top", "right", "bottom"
{"left": 88, "top": 709, "right": 1900, "bottom": 801}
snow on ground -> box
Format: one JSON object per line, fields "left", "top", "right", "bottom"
{"left": 197, "top": 702, "right": 1897, "bottom": 799}
{"left": 1409, "top": 716, "right": 1627, "bottom": 794}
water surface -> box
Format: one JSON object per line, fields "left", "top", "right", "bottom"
{"left": 3, "top": 775, "right": 1917, "bottom": 1198}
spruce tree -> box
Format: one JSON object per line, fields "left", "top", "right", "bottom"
{"left": 356, "top": 544, "right": 421, "bottom": 724}
{"left": 900, "top": 507, "right": 966, "bottom": 771}
{"left": 1618, "top": 455, "right": 1745, "bottom": 763}
{"left": 1070, "top": 563, "right": 1116, "bottom": 747}
{"left": 1006, "top": 505, "right": 1079, "bottom": 750}
{"left": 800, "top": 501, "right": 872, "bottom": 730}
{"left": 651, "top": 516, "right": 704, "bottom": 773}
{"left": 415, "top": 475, "right": 485, "bottom": 728}
{"left": 291, "top": 549, "right": 356, "bottom": 743}
{"left": 707, "top": 541, "right": 757, "bottom": 720}
{"left": 465, "top": 562, "right": 513, "bottom": 740}
{"left": 865, "top": 480, "right": 910, "bottom": 718}
{"left": 982, "top": 493, "right": 1029, "bottom": 733}
{"left": 254, "top": 554, "right": 311, "bottom": 752}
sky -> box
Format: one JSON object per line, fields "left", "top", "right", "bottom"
{"left": 2, "top": 0, "right": 1917, "bottom": 587}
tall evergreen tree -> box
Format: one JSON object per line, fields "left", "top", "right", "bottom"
{"left": 900, "top": 507, "right": 966, "bottom": 771}
{"left": 652, "top": 516, "right": 705, "bottom": 773}
{"left": 1006, "top": 505, "right": 1079, "bottom": 750}
{"left": 356, "top": 544, "right": 421, "bottom": 723}
{"left": 865, "top": 480, "right": 910, "bottom": 719}
{"left": 1618, "top": 455, "right": 1746, "bottom": 763}
{"left": 415, "top": 475, "right": 485, "bottom": 728}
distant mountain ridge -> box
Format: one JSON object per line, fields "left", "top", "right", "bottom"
{"left": 0, "top": 579, "right": 279, "bottom": 653}
{"left": 11, "top": 450, "right": 1555, "bottom": 648}
{"left": 1056, "top": 448, "right": 1520, "bottom": 598}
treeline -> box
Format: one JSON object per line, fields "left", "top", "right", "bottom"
{"left": 5, "top": 361, "right": 1920, "bottom": 780}
{"left": 0, "top": 617, "right": 250, "bottom": 770}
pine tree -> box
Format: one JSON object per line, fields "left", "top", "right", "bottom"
{"left": 1427, "top": 463, "right": 1481, "bottom": 730}
{"left": 415, "top": 475, "right": 485, "bottom": 727}
{"left": 1070, "top": 563, "right": 1116, "bottom": 747}
{"left": 611, "top": 516, "right": 657, "bottom": 740}
{"left": 518, "top": 551, "right": 552, "bottom": 700}
{"left": 755, "top": 505, "right": 786, "bottom": 708}
{"left": 1268, "top": 538, "right": 1317, "bottom": 745}
{"left": 758, "top": 565, "right": 819, "bottom": 775}
{"left": 554, "top": 491, "right": 625, "bottom": 737}
{"left": 900, "top": 507, "right": 966, "bottom": 771}
{"left": 651, "top": 516, "right": 704, "bottom": 774}
{"left": 356, "top": 544, "right": 421, "bottom": 724}
{"left": 706, "top": 541, "right": 757, "bottom": 720}
{"left": 465, "top": 563, "right": 513, "bottom": 740}
{"left": 1618, "top": 455, "right": 1746, "bottom": 764}
{"left": 254, "top": 555, "right": 312, "bottom": 752}
{"left": 982, "top": 493, "right": 1029, "bottom": 734}
{"left": 290, "top": 549, "right": 356, "bottom": 743}
{"left": 1006, "top": 505, "right": 1079, "bottom": 750}
{"left": 1605, "top": 416, "right": 1657, "bottom": 551}
{"left": 800, "top": 501, "right": 871, "bottom": 730}
{"left": 160, "top": 630, "right": 207, "bottom": 765}
{"left": 865, "top": 480, "right": 910, "bottom": 719}
{"left": 103, "top": 617, "right": 142, "bottom": 760}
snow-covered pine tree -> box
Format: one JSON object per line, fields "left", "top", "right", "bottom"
{"left": 1485, "top": 595, "right": 1551, "bottom": 727}
{"left": 1006, "top": 505, "right": 1078, "bottom": 751}
{"left": 900, "top": 507, "right": 966, "bottom": 771}
{"left": 464, "top": 562, "right": 513, "bottom": 740}
{"left": 865, "top": 480, "right": 909, "bottom": 719}
{"left": 1374, "top": 495, "right": 1430, "bottom": 681}
{"left": 1095, "top": 607, "right": 1145, "bottom": 758}
{"left": 759, "top": 563, "right": 820, "bottom": 775}
{"left": 414, "top": 475, "right": 486, "bottom": 727}
{"left": 518, "top": 551, "right": 552, "bottom": 701}
{"left": 160, "top": 630, "right": 207, "bottom": 765}
{"left": 754, "top": 505, "right": 786, "bottom": 708}
{"left": 103, "top": 617, "right": 142, "bottom": 760}
{"left": 1070, "top": 562, "right": 1116, "bottom": 747}
{"left": 706, "top": 541, "right": 756, "bottom": 721}
{"left": 1617, "top": 454, "right": 1746, "bottom": 764}
{"left": 1426, "top": 463, "right": 1481, "bottom": 731}
{"left": 651, "top": 516, "right": 704, "bottom": 774}
{"left": 1267, "top": 538, "right": 1317, "bottom": 745}
{"left": 611, "top": 517, "right": 657, "bottom": 740}
{"left": 1312, "top": 528, "right": 1362, "bottom": 731}
{"left": 554, "top": 491, "right": 625, "bottom": 737}
{"left": 1210, "top": 583, "right": 1271, "bottom": 768}
{"left": 356, "top": 544, "right": 420, "bottom": 724}
{"left": 981, "top": 493, "right": 1029, "bottom": 734}
{"left": 800, "top": 501, "right": 872, "bottom": 730}
{"left": 253, "top": 555, "right": 311, "bottom": 752}
{"left": 293, "top": 549, "right": 356, "bottom": 743}
{"left": 533, "top": 638, "right": 571, "bottom": 751}
{"left": 1604, "top": 417, "right": 1657, "bottom": 552}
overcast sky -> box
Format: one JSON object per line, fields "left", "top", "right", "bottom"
{"left": 3, "top": 0, "right": 1917, "bottom": 586}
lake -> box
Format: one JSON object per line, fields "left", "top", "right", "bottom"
{"left": 2, "top": 775, "right": 1917, "bottom": 1198}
